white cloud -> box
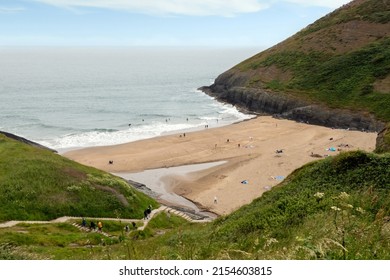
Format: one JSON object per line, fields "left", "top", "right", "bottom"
{"left": 31, "top": 0, "right": 268, "bottom": 16}
{"left": 29, "top": 0, "right": 352, "bottom": 16}
{"left": 284, "top": 0, "right": 352, "bottom": 9}
{"left": 0, "top": 7, "right": 25, "bottom": 13}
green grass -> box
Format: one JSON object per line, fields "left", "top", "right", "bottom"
{"left": 0, "top": 223, "right": 117, "bottom": 259}
{"left": 0, "top": 212, "right": 190, "bottom": 260}
{"left": 0, "top": 134, "right": 158, "bottom": 222}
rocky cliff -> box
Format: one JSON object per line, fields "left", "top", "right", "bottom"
{"left": 201, "top": 78, "right": 384, "bottom": 132}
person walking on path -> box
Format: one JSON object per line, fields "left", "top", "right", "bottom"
{"left": 97, "top": 221, "right": 103, "bottom": 232}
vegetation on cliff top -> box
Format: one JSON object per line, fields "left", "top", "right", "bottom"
{"left": 0, "top": 133, "right": 157, "bottom": 222}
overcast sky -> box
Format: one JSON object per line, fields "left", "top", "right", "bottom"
{"left": 1, "top": 0, "right": 352, "bottom": 47}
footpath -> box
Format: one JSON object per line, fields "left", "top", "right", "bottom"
{"left": 0, "top": 206, "right": 213, "bottom": 236}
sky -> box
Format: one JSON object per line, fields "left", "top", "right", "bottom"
{"left": 0, "top": 0, "right": 352, "bottom": 47}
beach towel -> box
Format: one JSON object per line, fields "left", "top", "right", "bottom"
{"left": 275, "top": 176, "right": 285, "bottom": 180}
{"left": 241, "top": 180, "right": 248, "bottom": 184}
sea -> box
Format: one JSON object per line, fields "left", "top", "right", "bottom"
{"left": 0, "top": 47, "right": 259, "bottom": 152}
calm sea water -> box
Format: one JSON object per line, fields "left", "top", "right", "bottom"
{"left": 0, "top": 47, "right": 259, "bottom": 151}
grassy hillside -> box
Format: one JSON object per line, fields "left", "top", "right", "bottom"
{"left": 0, "top": 133, "right": 157, "bottom": 222}
{"left": 2, "top": 151, "right": 388, "bottom": 259}
{"left": 239, "top": 36, "right": 390, "bottom": 121}
{"left": 222, "top": 0, "right": 390, "bottom": 151}
{"left": 237, "top": 0, "right": 390, "bottom": 110}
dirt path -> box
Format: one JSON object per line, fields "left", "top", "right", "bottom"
{"left": 0, "top": 205, "right": 212, "bottom": 231}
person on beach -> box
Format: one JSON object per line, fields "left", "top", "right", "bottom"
{"left": 214, "top": 196, "right": 218, "bottom": 204}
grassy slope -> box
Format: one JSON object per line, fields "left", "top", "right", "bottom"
{"left": 0, "top": 133, "right": 157, "bottom": 222}
{"left": 0, "top": 213, "right": 189, "bottom": 260}
{"left": 249, "top": 38, "right": 390, "bottom": 120}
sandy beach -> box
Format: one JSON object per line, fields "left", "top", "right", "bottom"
{"left": 64, "top": 116, "right": 377, "bottom": 216}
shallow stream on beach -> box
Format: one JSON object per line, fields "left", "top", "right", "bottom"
{"left": 114, "top": 161, "right": 226, "bottom": 218}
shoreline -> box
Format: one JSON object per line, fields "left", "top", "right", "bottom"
{"left": 64, "top": 116, "right": 377, "bottom": 215}
{"left": 57, "top": 112, "right": 256, "bottom": 156}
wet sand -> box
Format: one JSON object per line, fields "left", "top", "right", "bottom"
{"left": 64, "top": 116, "right": 377, "bottom": 216}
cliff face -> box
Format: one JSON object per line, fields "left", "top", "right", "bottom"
{"left": 201, "top": 0, "right": 390, "bottom": 151}
{"left": 202, "top": 71, "right": 384, "bottom": 132}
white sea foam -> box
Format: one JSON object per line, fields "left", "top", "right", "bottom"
{"left": 40, "top": 122, "right": 208, "bottom": 151}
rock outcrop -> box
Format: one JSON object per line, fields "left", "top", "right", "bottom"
{"left": 201, "top": 80, "right": 385, "bottom": 133}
